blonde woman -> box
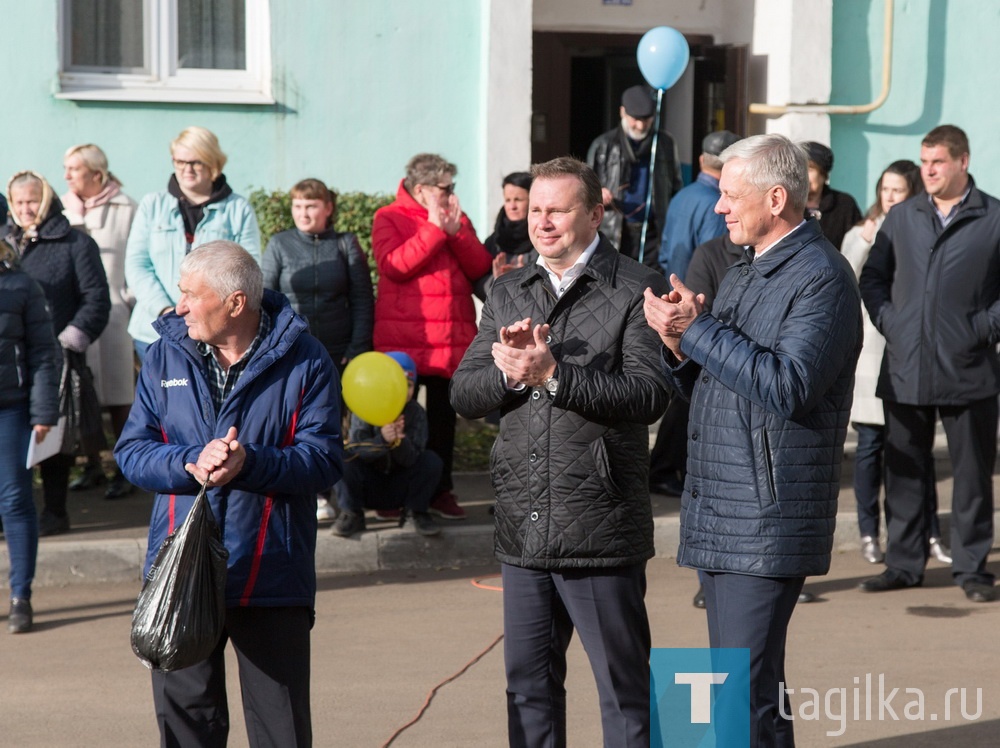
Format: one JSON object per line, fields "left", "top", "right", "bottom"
{"left": 62, "top": 144, "right": 138, "bottom": 498}
{"left": 125, "top": 127, "right": 260, "bottom": 359}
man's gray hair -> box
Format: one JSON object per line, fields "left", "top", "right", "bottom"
{"left": 180, "top": 240, "right": 263, "bottom": 311}
{"left": 720, "top": 134, "right": 809, "bottom": 213}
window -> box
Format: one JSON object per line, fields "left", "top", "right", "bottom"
{"left": 57, "top": 0, "right": 272, "bottom": 104}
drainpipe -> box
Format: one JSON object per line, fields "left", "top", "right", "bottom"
{"left": 749, "top": 0, "right": 893, "bottom": 116}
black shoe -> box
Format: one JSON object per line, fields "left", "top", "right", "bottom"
{"left": 692, "top": 585, "right": 706, "bottom": 609}
{"left": 69, "top": 463, "right": 107, "bottom": 491}
{"left": 858, "top": 570, "right": 921, "bottom": 593}
{"left": 38, "top": 512, "right": 70, "bottom": 537}
{"left": 410, "top": 511, "right": 441, "bottom": 537}
{"left": 962, "top": 581, "right": 996, "bottom": 603}
{"left": 797, "top": 591, "right": 817, "bottom": 604}
{"left": 104, "top": 472, "right": 136, "bottom": 500}
{"left": 8, "top": 598, "right": 32, "bottom": 634}
{"left": 650, "top": 475, "right": 685, "bottom": 497}
{"left": 332, "top": 510, "right": 365, "bottom": 538}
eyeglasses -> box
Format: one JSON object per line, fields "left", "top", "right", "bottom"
{"left": 173, "top": 158, "right": 207, "bottom": 171}
{"left": 425, "top": 182, "right": 455, "bottom": 196}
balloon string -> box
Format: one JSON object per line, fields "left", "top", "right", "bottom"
{"left": 638, "top": 88, "right": 664, "bottom": 266}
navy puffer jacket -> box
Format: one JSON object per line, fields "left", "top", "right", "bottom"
{"left": 669, "top": 220, "right": 861, "bottom": 578}
{"left": 0, "top": 263, "right": 61, "bottom": 424}
{"left": 451, "top": 238, "right": 671, "bottom": 569}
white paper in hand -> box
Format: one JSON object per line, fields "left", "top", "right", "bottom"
{"left": 26, "top": 420, "right": 65, "bottom": 469}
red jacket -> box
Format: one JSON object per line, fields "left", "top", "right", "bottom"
{"left": 372, "top": 180, "right": 491, "bottom": 377}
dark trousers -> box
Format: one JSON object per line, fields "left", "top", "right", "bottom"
{"left": 853, "top": 422, "right": 942, "bottom": 539}
{"left": 702, "top": 572, "right": 804, "bottom": 748}
{"left": 621, "top": 221, "right": 663, "bottom": 272}
{"left": 421, "top": 375, "right": 455, "bottom": 493}
{"left": 501, "top": 562, "right": 650, "bottom": 748}
{"left": 151, "top": 606, "right": 312, "bottom": 748}
{"left": 338, "top": 451, "right": 442, "bottom": 513}
{"left": 39, "top": 452, "right": 74, "bottom": 518}
{"left": 883, "top": 399, "right": 997, "bottom": 587}
{"left": 648, "top": 395, "right": 689, "bottom": 485}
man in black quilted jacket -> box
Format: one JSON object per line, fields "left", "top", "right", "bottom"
{"left": 451, "top": 157, "right": 670, "bottom": 747}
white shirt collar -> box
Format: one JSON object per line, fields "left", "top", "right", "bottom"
{"left": 753, "top": 220, "right": 808, "bottom": 258}
{"left": 536, "top": 234, "right": 600, "bottom": 297}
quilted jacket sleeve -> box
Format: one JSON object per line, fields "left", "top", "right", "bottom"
{"left": 552, "top": 277, "right": 671, "bottom": 425}
{"left": 681, "top": 267, "right": 860, "bottom": 421}
{"left": 450, "top": 294, "right": 528, "bottom": 418}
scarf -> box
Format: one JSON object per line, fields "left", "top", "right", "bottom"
{"left": 491, "top": 207, "right": 532, "bottom": 255}
{"left": 62, "top": 179, "right": 121, "bottom": 218}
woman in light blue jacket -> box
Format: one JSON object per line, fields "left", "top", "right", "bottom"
{"left": 125, "top": 126, "right": 260, "bottom": 359}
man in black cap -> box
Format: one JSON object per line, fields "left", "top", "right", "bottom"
{"left": 802, "top": 141, "right": 862, "bottom": 251}
{"left": 587, "top": 84, "right": 682, "bottom": 270}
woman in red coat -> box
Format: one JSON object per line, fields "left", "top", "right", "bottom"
{"left": 372, "top": 154, "right": 491, "bottom": 519}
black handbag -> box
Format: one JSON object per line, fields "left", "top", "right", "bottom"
{"left": 58, "top": 349, "right": 107, "bottom": 456}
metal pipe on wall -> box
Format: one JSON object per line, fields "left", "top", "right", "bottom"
{"left": 749, "top": 0, "right": 894, "bottom": 116}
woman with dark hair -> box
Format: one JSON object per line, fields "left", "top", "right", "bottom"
{"left": 476, "top": 171, "right": 536, "bottom": 300}
{"left": 4, "top": 171, "right": 110, "bottom": 537}
{"left": 842, "top": 160, "right": 950, "bottom": 566}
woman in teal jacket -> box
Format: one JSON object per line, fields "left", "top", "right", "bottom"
{"left": 124, "top": 126, "right": 260, "bottom": 358}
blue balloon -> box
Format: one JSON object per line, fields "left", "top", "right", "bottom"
{"left": 637, "top": 26, "right": 690, "bottom": 91}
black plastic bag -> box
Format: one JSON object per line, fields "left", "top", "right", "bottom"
{"left": 131, "top": 482, "right": 229, "bottom": 672}
{"left": 59, "top": 349, "right": 107, "bottom": 457}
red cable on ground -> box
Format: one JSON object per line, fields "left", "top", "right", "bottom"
{"left": 471, "top": 574, "right": 503, "bottom": 592}
{"left": 380, "top": 632, "right": 505, "bottom": 747}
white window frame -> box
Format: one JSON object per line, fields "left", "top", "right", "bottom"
{"left": 56, "top": 0, "right": 273, "bottom": 105}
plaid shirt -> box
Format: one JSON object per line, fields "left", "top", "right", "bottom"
{"left": 196, "top": 311, "right": 272, "bottom": 413}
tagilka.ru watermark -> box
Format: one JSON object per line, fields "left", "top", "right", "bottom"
{"left": 650, "top": 650, "right": 984, "bottom": 747}
{"left": 781, "top": 673, "right": 984, "bottom": 738}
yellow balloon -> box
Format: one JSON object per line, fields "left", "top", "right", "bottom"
{"left": 341, "top": 352, "right": 409, "bottom": 426}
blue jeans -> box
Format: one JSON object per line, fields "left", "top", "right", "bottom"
{"left": 0, "top": 405, "right": 38, "bottom": 599}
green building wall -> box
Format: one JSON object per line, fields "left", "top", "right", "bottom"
{"left": 1, "top": 0, "right": 492, "bottom": 229}
{"left": 831, "top": 0, "right": 1000, "bottom": 209}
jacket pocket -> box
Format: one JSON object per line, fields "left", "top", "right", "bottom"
{"left": 590, "top": 436, "right": 623, "bottom": 498}
{"left": 757, "top": 428, "right": 777, "bottom": 511}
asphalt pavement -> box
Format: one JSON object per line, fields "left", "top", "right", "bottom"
{"left": 2, "top": 430, "right": 1000, "bottom": 745}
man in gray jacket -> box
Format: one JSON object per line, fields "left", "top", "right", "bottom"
{"left": 645, "top": 134, "right": 861, "bottom": 747}
{"left": 859, "top": 125, "right": 1000, "bottom": 603}
{"left": 451, "top": 157, "right": 670, "bottom": 747}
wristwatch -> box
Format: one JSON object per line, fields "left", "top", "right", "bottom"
{"left": 543, "top": 375, "right": 559, "bottom": 395}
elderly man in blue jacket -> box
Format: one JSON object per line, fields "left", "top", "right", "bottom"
{"left": 645, "top": 134, "right": 862, "bottom": 747}
{"left": 115, "top": 240, "right": 342, "bottom": 748}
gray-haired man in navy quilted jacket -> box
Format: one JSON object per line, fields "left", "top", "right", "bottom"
{"left": 645, "top": 134, "right": 861, "bottom": 747}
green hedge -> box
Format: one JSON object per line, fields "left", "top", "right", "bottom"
{"left": 248, "top": 187, "right": 393, "bottom": 285}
